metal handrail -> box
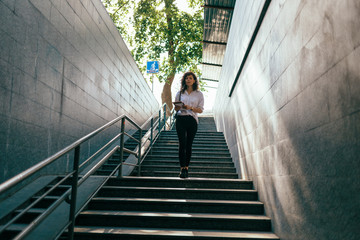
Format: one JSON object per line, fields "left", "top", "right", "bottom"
{"left": 79, "top": 133, "right": 122, "bottom": 169}
{"left": 0, "top": 114, "right": 126, "bottom": 194}
{"left": 116, "top": 103, "right": 176, "bottom": 178}
{"left": 137, "top": 106, "right": 176, "bottom": 167}
{"left": 0, "top": 103, "right": 174, "bottom": 240}
{"left": 124, "top": 131, "right": 140, "bottom": 143}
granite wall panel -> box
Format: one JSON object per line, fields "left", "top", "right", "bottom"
{"left": 0, "top": 0, "right": 158, "bottom": 183}
{"left": 214, "top": 0, "right": 360, "bottom": 239}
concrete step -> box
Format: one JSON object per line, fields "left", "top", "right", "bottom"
{"left": 6, "top": 224, "right": 279, "bottom": 240}
{"left": 152, "top": 143, "right": 229, "bottom": 149}
{"left": 88, "top": 197, "right": 264, "bottom": 214}
{"left": 141, "top": 160, "right": 234, "bottom": 167}
{"left": 150, "top": 146, "right": 230, "bottom": 153}
{"left": 139, "top": 171, "right": 239, "bottom": 179}
{"left": 145, "top": 155, "right": 233, "bottom": 161}
{"left": 76, "top": 210, "right": 272, "bottom": 231}
{"left": 140, "top": 165, "right": 236, "bottom": 173}
{"left": 72, "top": 226, "right": 279, "bottom": 240}
{"left": 96, "top": 186, "right": 257, "bottom": 201}
{"left": 154, "top": 139, "right": 227, "bottom": 145}
{"left": 106, "top": 177, "right": 254, "bottom": 189}
{"left": 162, "top": 130, "right": 223, "bottom": 135}
{"left": 148, "top": 150, "right": 231, "bottom": 157}
{"left": 106, "top": 161, "right": 234, "bottom": 170}
{"left": 158, "top": 136, "right": 226, "bottom": 141}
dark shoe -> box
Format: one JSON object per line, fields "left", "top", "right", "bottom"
{"left": 184, "top": 168, "right": 189, "bottom": 178}
{"left": 179, "top": 168, "right": 186, "bottom": 178}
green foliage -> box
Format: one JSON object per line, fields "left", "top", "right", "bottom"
{"left": 102, "top": 0, "right": 136, "bottom": 46}
{"left": 102, "top": 0, "right": 203, "bottom": 84}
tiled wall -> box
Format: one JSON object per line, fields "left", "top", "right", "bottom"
{"left": 214, "top": 0, "right": 360, "bottom": 239}
{"left": 0, "top": 0, "right": 159, "bottom": 183}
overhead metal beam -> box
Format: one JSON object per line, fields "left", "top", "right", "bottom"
{"left": 202, "top": 40, "right": 227, "bottom": 45}
{"left": 204, "top": 85, "right": 218, "bottom": 89}
{"left": 200, "top": 78, "right": 219, "bottom": 82}
{"left": 202, "top": 5, "right": 234, "bottom": 11}
{"left": 201, "top": 62, "right": 222, "bottom": 67}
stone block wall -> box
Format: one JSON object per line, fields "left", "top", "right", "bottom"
{"left": 214, "top": 0, "right": 360, "bottom": 239}
{"left": 0, "top": 0, "right": 159, "bottom": 183}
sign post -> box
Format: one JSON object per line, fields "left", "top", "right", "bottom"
{"left": 146, "top": 61, "right": 160, "bottom": 92}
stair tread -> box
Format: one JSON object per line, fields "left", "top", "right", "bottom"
{"left": 158, "top": 140, "right": 226, "bottom": 143}
{"left": 158, "top": 139, "right": 226, "bottom": 142}
{"left": 80, "top": 210, "right": 271, "bottom": 220}
{"left": 142, "top": 160, "right": 233, "bottom": 163}
{"left": 113, "top": 176, "right": 250, "bottom": 185}
{"left": 120, "top": 176, "right": 248, "bottom": 182}
{"left": 142, "top": 165, "right": 235, "bottom": 169}
{"left": 92, "top": 197, "right": 263, "bottom": 205}
{"left": 149, "top": 150, "right": 230, "bottom": 154}
{"left": 152, "top": 146, "right": 229, "bottom": 149}
{"left": 102, "top": 186, "right": 256, "bottom": 193}
{"left": 139, "top": 171, "right": 237, "bottom": 175}
{"left": 74, "top": 226, "right": 279, "bottom": 239}
{"left": 147, "top": 155, "right": 232, "bottom": 159}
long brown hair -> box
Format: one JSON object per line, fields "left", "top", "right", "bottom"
{"left": 180, "top": 71, "right": 199, "bottom": 93}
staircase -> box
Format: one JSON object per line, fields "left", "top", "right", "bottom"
{"left": 71, "top": 116, "right": 279, "bottom": 239}
{"left": 138, "top": 131, "right": 237, "bottom": 178}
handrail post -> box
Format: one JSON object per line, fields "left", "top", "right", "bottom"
{"left": 137, "top": 128, "right": 142, "bottom": 176}
{"left": 170, "top": 110, "right": 172, "bottom": 129}
{"left": 158, "top": 110, "right": 161, "bottom": 133}
{"left": 68, "top": 146, "right": 80, "bottom": 240}
{"left": 163, "top": 104, "right": 166, "bottom": 130}
{"left": 150, "top": 118, "right": 154, "bottom": 155}
{"left": 118, "top": 117, "right": 125, "bottom": 178}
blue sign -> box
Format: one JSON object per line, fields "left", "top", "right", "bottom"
{"left": 146, "top": 61, "right": 159, "bottom": 73}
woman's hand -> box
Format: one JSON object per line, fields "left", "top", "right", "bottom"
{"left": 183, "top": 104, "right": 191, "bottom": 110}
{"left": 183, "top": 104, "right": 202, "bottom": 113}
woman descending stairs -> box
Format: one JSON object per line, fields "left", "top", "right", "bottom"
{"left": 71, "top": 117, "right": 279, "bottom": 239}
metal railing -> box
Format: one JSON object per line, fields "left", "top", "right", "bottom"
{"left": 0, "top": 103, "right": 176, "bottom": 240}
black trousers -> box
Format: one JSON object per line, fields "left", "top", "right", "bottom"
{"left": 176, "top": 116, "right": 198, "bottom": 167}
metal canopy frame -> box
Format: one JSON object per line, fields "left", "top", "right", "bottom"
{"left": 202, "top": 0, "right": 236, "bottom": 85}
{"left": 203, "top": 5, "right": 234, "bottom": 11}
{"left": 200, "top": 77, "right": 219, "bottom": 82}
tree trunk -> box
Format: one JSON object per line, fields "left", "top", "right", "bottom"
{"left": 161, "top": 74, "right": 175, "bottom": 115}
{"left": 162, "top": 0, "right": 176, "bottom": 116}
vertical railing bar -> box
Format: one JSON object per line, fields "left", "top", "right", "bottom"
{"left": 118, "top": 117, "right": 125, "bottom": 178}
{"left": 137, "top": 128, "right": 142, "bottom": 176}
{"left": 163, "top": 104, "right": 166, "bottom": 130}
{"left": 158, "top": 110, "right": 161, "bottom": 133}
{"left": 150, "top": 118, "right": 154, "bottom": 155}
{"left": 68, "top": 146, "right": 80, "bottom": 240}
{"left": 170, "top": 108, "right": 173, "bottom": 129}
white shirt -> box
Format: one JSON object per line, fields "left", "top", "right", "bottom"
{"left": 175, "top": 90, "right": 204, "bottom": 123}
